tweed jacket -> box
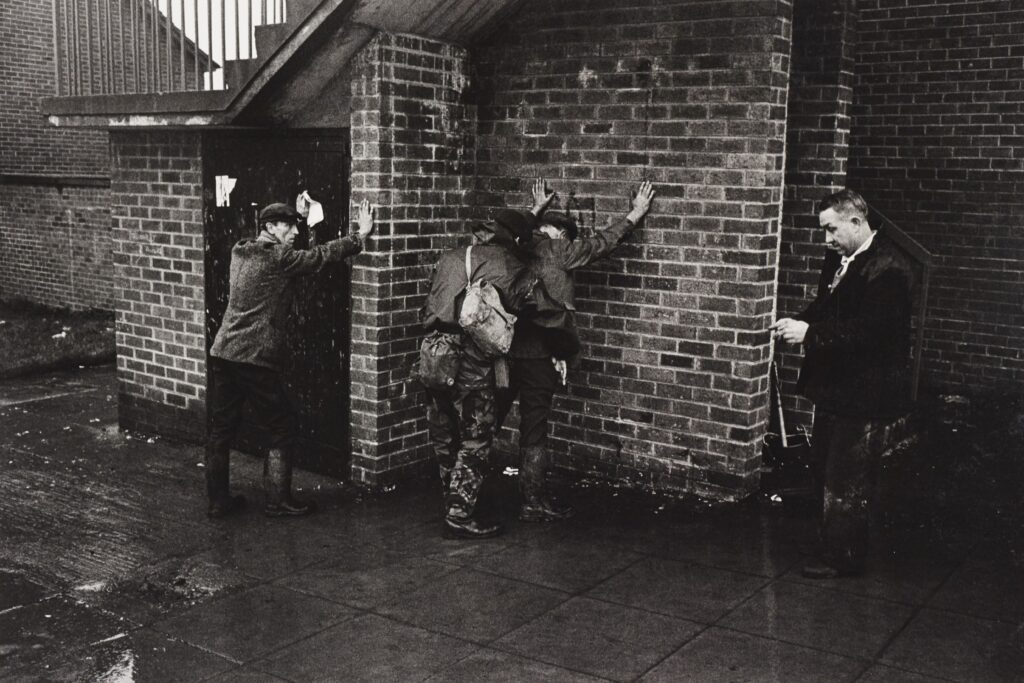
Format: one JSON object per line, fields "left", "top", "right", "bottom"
{"left": 210, "top": 235, "right": 362, "bottom": 369}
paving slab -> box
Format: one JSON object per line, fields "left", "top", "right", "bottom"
{"left": 493, "top": 596, "right": 702, "bottom": 682}
{"left": 374, "top": 567, "right": 568, "bottom": 643}
{"left": 259, "top": 613, "right": 478, "bottom": 682}
{"left": 425, "top": 649, "right": 606, "bottom": 682}
{"left": 150, "top": 584, "right": 357, "bottom": 663}
{"left": 469, "top": 536, "right": 644, "bottom": 593}
{"left": 880, "top": 608, "right": 1020, "bottom": 683}
{"left": 282, "top": 546, "right": 459, "bottom": 610}
{"left": 587, "top": 556, "right": 769, "bottom": 623}
{"left": 720, "top": 580, "right": 915, "bottom": 659}
{"left": 641, "top": 627, "right": 864, "bottom": 682}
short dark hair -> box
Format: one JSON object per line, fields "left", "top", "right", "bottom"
{"left": 817, "top": 189, "right": 868, "bottom": 217}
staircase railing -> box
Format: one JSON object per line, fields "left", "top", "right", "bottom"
{"left": 52, "top": 0, "right": 288, "bottom": 95}
{"left": 870, "top": 205, "right": 933, "bottom": 401}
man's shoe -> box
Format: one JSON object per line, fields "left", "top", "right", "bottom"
{"left": 207, "top": 494, "right": 247, "bottom": 519}
{"left": 263, "top": 497, "right": 318, "bottom": 517}
{"left": 801, "top": 558, "right": 862, "bottom": 580}
{"left": 444, "top": 516, "right": 503, "bottom": 539}
{"left": 519, "top": 497, "right": 576, "bottom": 523}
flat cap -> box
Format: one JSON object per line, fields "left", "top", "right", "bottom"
{"left": 259, "top": 202, "right": 301, "bottom": 224}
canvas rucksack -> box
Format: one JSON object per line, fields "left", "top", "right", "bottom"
{"left": 458, "top": 245, "right": 517, "bottom": 358}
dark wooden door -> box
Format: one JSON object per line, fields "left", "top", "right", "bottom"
{"left": 203, "top": 129, "right": 351, "bottom": 478}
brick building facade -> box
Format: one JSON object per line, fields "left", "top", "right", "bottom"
{"left": 469, "top": 2, "right": 793, "bottom": 497}
{"left": 848, "top": 0, "right": 1024, "bottom": 392}
{"left": 0, "top": 0, "right": 112, "bottom": 310}
{"left": 18, "top": 0, "right": 1024, "bottom": 499}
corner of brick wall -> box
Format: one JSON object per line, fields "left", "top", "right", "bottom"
{"left": 469, "top": 0, "right": 796, "bottom": 500}
{"left": 348, "top": 31, "right": 472, "bottom": 489}
{"left": 778, "top": 0, "right": 857, "bottom": 430}
{"left": 110, "top": 130, "right": 207, "bottom": 443}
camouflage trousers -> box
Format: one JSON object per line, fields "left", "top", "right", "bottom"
{"left": 812, "top": 411, "right": 897, "bottom": 573}
{"left": 426, "top": 386, "right": 496, "bottom": 520}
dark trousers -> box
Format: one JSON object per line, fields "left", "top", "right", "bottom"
{"left": 812, "top": 411, "right": 896, "bottom": 572}
{"left": 208, "top": 357, "right": 298, "bottom": 452}
{"left": 495, "top": 357, "right": 560, "bottom": 448}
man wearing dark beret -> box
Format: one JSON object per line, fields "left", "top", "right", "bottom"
{"left": 499, "top": 179, "right": 655, "bottom": 522}
{"left": 205, "top": 199, "right": 374, "bottom": 518}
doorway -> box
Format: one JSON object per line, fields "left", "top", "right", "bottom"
{"left": 203, "top": 128, "right": 352, "bottom": 478}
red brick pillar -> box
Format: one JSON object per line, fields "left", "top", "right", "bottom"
{"left": 110, "top": 131, "right": 207, "bottom": 441}
{"left": 778, "top": 0, "right": 857, "bottom": 428}
{"left": 348, "top": 32, "right": 471, "bottom": 488}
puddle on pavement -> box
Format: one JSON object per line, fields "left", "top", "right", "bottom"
{"left": 137, "top": 558, "right": 251, "bottom": 605}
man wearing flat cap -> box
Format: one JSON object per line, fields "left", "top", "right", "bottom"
{"left": 421, "top": 207, "right": 575, "bottom": 539}
{"left": 497, "top": 179, "right": 655, "bottom": 522}
{"left": 205, "top": 199, "right": 374, "bottom": 518}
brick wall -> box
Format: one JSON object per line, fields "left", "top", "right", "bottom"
{"left": 0, "top": 0, "right": 113, "bottom": 311}
{"left": 110, "top": 131, "right": 207, "bottom": 442}
{"left": 348, "top": 32, "right": 472, "bottom": 487}
{"left": 0, "top": 0, "right": 108, "bottom": 176}
{"left": 777, "top": 0, "right": 856, "bottom": 428}
{"left": 848, "top": 0, "right": 1024, "bottom": 391}
{"left": 0, "top": 184, "right": 113, "bottom": 310}
{"left": 469, "top": 0, "right": 794, "bottom": 499}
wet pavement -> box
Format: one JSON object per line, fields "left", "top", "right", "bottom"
{"left": 1, "top": 365, "right": 1022, "bottom": 681}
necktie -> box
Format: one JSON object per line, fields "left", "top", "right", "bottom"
{"left": 829, "top": 257, "right": 852, "bottom": 291}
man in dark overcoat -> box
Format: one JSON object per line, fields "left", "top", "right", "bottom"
{"left": 773, "top": 188, "right": 913, "bottom": 578}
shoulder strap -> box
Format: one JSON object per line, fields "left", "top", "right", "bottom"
{"left": 465, "top": 245, "right": 473, "bottom": 284}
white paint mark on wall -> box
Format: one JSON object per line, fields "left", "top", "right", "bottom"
{"left": 578, "top": 66, "right": 598, "bottom": 88}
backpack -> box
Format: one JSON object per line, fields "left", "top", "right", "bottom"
{"left": 413, "top": 331, "right": 462, "bottom": 395}
{"left": 458, "top": 245, "right": 517, "bottom": 358}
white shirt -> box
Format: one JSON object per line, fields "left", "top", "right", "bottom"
{"left": 830, "top": 231, "right": 876, "bottom": 291}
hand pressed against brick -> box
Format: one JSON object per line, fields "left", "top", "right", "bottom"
{"left": 772, "top": 189, "right": 913, "bottom": 579}
{"left": 205, "top": 199, "right": 375, "bottom": 519}
{"left": 499, "top": 179, "right": 656, "bottom": 523}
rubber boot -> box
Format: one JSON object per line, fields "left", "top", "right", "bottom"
{"left": 263, "top": 448, "right": 317, "bottom": 517}
{"left": 443, "top": 507, "right": 503, "bottom": 539}
{"left": 518, "top": 446, "right": 574, "bottom": 523}
{"left": 205, "top": 444, "right": 246, "bottom": 518}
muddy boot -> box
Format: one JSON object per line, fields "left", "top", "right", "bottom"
{"left": 518, "top": 446, "right": 575, "bottom": 523}
{"left": 205, "top": 444, "right": 246, "bottom": 518}
{"left": 444, "top": 508, "right": 503, "bottom": 539}
{"left": 263, "top": 448, "right": 317, "bottom": 517}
